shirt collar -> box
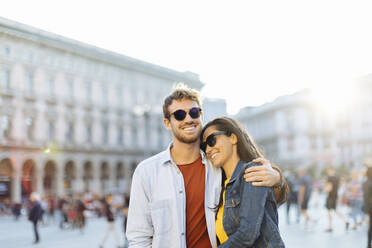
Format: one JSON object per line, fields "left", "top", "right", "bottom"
{"left": 160, "top": 142, "right": 208, "bottom": 166}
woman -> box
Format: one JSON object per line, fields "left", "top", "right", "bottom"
{"left": 348, "top": 170, "right": 364, "bottom": 230}
{"left": 99, "top": 194, "right": 120, "bottom": 248}
{"left": 200, "top": 117, "right": 285, "bottom": 247}
{"left": 363, "top": 166, "right": 372, "bottom": 248}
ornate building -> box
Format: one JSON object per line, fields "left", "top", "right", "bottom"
{"left": 235, "top": 90, "right": 330, "bottom": 169}
{"left": 0, "top": 17, "right": 202, "bottom": 202}
{"left": 236, "top": 77, "right": 372, "bottom": 173}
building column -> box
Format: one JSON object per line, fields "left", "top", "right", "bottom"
{"left": 106, "top": 163, "right": 115, "bottom": 191}
{"left": 36, "top": 165, "right": 44, "bottom": 196}
{"left": 124, "top": 159, "right": 133, "bottom": 193}
{"left": 11, "top": 164, "right": 21, "bottom": 203}
{"left": 91, "top": 162, "right": 101, "bottom": 196}
{"left": 73, "top": 163, "right": 84, "bottom": 193}
{"left": 56, "top": 163, "right": 64, "bottom": 197}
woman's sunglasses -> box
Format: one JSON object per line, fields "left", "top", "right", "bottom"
{"left": 169, "top": 107, "right": 202, "bottom": 121}
{"left": 201, "top": 131, "right": 228, "bottom": 153}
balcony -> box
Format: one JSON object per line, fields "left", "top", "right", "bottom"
{"left": 100, "top": 104, "right": 109, "bottom": 113}
{"left": 116, "top": 106, "right": 125, "bottom": 116}
{"left": 83, "top": 100, "right": 94, "bottom": 111}
{"left": 0, "top": 88, "right": 16, "bottom": 98}
{"left": 0, "top": 136, "right": 14, "bottom": 146}
{"left": 23, "top": 91, "right": 37, "bottom": 102}
{"left": 64, "top": 97, "right": 76, "bottom": 108}
{"left": 45, "top": 94, "right": 58, "bottom": 105}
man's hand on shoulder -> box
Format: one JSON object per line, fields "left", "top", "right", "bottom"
{"left": 243, "top": 158, "right": 281, "bottom": 187}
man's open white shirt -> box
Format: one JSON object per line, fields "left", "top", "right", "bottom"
{"left": 126, "top": 144, "right": 222, "bottom": 248}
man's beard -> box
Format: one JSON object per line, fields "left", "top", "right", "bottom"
{"left": 173, "top": 128, "right": 201, "bottom": 144}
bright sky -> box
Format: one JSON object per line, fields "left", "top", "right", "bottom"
{"left": 1, "top": 0, "right": 372, "bottom": 114}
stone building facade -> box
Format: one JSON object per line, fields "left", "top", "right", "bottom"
{"left": 236, "top": 80, "right": 372, "bottom": 172}
{"left": 0, "top": 17, "right": 202, "bottom": 202}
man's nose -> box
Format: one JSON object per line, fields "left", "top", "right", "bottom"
{"left": 183, "top": 112, "right": 193, "bottom": 122}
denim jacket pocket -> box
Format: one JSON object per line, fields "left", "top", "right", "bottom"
{"left": 150, "top": 199, "right": 172, "bottom": 235}
{"left": 225, "top": 198, "right": 241, "bottom": 225}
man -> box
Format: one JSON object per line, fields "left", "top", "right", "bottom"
{"left": 297, "top": 167, "right": 313, "bottom": 229}
{"left": 74, "top": 194, "right": 86, "bottom": 233}
{"left": 285, "top": 171, "right": 299, "bottom": 224}
{"left": 11, "top": 201, "right": 22, "bottom": 221}
{"left": 126, "top": 84, "right": 287, "bottom": 248}
{"left": 100, "top": 194, "right": 120, "bottom": 248}
{"left": 28, "top": 192, "right": 44, "bottom": 244}
{"left": 57, "top": 195, "right": 68, "bottom": 229}
{"left": 325, "top": 166, "right": 348, "bottom": 232}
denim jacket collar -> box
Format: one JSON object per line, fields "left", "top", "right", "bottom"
{"left": 227, "top": 160, "right": 246, "bottom": 185}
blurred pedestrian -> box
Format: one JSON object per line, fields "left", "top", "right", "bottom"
{"left": 40, "top": 195, "right": 48, "bottom": 225}
{"left": 67, "top": 203, "right": 76, "bottom": 229}
{"left": 74, "top": 194, "right": 86, "bottom": 233}
{"left": 122, "top": 193, "right": 130, "bottom": 248}
{"left": 57, "top": 195, "right": 68, "bottom": 229}
{"left": 286, "top": 171, "right": 300, "bottom": 224}
{"left": 0, "top": 198, "right": 11, "bottom": 215}
{"left": 99, "top": 194, "right": 120, "bottom": 248}
{"left": 297, "top": 167, "right": 313, "bottom": 229}
{"left": 348, "top": 170, "right": 364, "bottom": 230}
{"left": 28, "top": 192, "right": 44, "bottom": 244}
{"left": 11, "top": 202, "right": 22, "bottom": 221}
{"left": 363, "top": 166, "right": 372, "bottom": 248}
{"left": 0, "top": 200, "right": 6, "bottom": 215}
{"left": 325, "top": 166, "right": 349, "bottom": 232}
{"left": 47, "top": 195, "right": 56, "bottom": 224}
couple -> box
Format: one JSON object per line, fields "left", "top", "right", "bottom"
{"left": 127, "top": 84, "right": 287, "bottom": 247}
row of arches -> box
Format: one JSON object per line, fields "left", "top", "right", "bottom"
{"left": 0, "top": 158, "right": 136, "bottom": 202}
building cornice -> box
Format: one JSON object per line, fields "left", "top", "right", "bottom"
{"left": 236, "top": 89, "right": 313, "bottom": 119}
{"left": 0, "top": 16, "right": 203, "bottom": 89}
{"left": 0, "top": 143, "right": 159, "bottom": 157}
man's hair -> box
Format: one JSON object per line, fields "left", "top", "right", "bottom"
{"left": 163, "top": 83, "right": 202, "bottom": 119}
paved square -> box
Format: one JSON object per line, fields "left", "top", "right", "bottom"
{"left": 0, "top": 196, "right": 367, "bottom": 248}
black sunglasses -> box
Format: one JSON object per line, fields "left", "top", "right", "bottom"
{"left": 201, "top": 131, "right": 229, "bottom": 153}
{"left": 169, "top": 107, "right": 202, "bottom": 121}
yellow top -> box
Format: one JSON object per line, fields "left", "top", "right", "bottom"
{"left": 215, "top": 177, "right": 230, "bottom": 244}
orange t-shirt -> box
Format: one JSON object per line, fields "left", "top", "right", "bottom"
{"left": 177, "top": 156, "right": 212, "bottom": 248}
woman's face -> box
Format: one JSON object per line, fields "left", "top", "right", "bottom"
{"left": 202, "top": 126, "right": 235, "bottom": 168}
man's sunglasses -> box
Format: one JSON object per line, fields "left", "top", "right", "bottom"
{"left": 169, "top": 107, "right": 202, "bottom": 121}
{"left": 201, "top": 131, "right": 229, "bottom": 153}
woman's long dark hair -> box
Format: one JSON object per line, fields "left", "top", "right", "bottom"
{"left": 200, "top": 117, "right": 265, "bottom": 213}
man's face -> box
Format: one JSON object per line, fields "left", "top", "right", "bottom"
{"left": 164, "top": 99, "right": 203, "bottom": 144}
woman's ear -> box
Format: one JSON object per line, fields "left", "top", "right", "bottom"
{"left": 230, "top": 133, "right": 238, "bottom": 145}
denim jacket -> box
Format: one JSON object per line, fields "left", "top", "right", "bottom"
{"left": 219, "top": 161, "right": 285, "bottom": 248}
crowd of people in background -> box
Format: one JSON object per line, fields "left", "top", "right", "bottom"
{"left": 285, "top": 163, "right": 372, "bottom": 247}
{"left": 0, "top": 191, "right": 130, "bottom": 247}
{"left": 1, "top": 163, "right": 372, "bottom": 247}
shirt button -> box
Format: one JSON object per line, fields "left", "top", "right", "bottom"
{"left": 179, "top": 190, "right": 183, "bottom": 194}
{"left": 181, "top": 232, "right": 185, "bottom": 236}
